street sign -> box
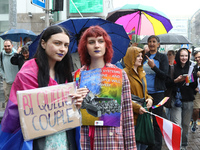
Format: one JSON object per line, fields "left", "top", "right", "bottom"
{"left": 70, "top": 0, "right": 103, "bottom": 13}
{"left": 31, "top": 0, "right": 46, "bottom": 9}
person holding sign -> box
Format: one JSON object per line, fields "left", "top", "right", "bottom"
{"left": 0, "top": 25, "right": 88, "bottom": 150}
{"left": 75, "top": 26, "right": 136, "bottom": 150}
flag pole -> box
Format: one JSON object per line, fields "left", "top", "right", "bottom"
{"left": 146, "top": 110, "right": 182, "bottom": 150}
{"left": 145, "top": 110, "right": 181, "bottom": 128}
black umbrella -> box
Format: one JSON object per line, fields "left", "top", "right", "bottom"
{"left": 139, "top": 33, "right": 192, "bottom": 44}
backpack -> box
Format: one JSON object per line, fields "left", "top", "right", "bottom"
{"left": 0, "top": 52, "right": 4, "bottom": 71}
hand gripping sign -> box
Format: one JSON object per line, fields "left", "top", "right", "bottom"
{"left": 17, "top": 82, "right": 81, "bottom": 141}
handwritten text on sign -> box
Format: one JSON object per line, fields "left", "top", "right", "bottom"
{"left": 17, "top": 82, "right": 81, "bottom": 141}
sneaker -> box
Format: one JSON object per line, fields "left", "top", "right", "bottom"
{"left": 190, "top": 120, "right": 193, "bottom": 126}
{"left": 191, "top": 121, "right": 197, "bottom": 133}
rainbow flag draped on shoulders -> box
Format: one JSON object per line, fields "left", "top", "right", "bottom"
{"left": 0, "top": 59, "right": 81, "bottom": 150}
{"left": 0, "top": 59, "right": 39, "bottom": 149}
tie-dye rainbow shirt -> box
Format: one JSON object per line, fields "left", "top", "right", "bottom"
{"left": 78, "top": 67, "right": 122, "bottom": 127}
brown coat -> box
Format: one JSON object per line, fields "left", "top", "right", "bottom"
{"left": 124, "top": 46, "right": 152, "bottom": 125}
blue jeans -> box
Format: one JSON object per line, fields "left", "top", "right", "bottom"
{"left": 164, "top": 107, "right": 171, "bottom": 120}
{"left": 170, "top": 99, "right": 193, "bottom": 146}
{"left": 137, "top": 142, "right": 148, "bottom": 150}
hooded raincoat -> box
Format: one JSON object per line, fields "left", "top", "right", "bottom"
{"left": 170, "top": 48, "right": 197, "bottom": 147}
{"left": 124, "top": 46, "right": 152, "bottom": 125}
{"left": 173, "top": 49, "right": 197, "bottom": 101}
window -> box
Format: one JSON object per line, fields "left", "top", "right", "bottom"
{"left": 0, "top": 21, "right": 9, "bottom": 33}
{"left": 0, "top": 1, "right": 9, "bottom": 14}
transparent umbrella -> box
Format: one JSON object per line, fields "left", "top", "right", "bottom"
{"left": 139, "top": 33, "right": 192, "bottom": 44}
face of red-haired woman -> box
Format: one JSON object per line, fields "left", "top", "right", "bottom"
{"left": 87, "top": 36, "right": 106, "bottom": 60}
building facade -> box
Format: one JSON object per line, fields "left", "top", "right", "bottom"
{"left": 0, "top": 1, "right": 9, "bottom": 50}
{"left": 1, "top": 0, "right": 200, "bottom": 50}
{"left": 189, "top": 9, "right": 200, "bottom": 47}
{"left": 168, "top": 15, "right": 190, "bottom": 38}
{"left": 0, "top": 0, "right": 113, "bottom": 50}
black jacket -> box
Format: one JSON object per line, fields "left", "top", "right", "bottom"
{"left": 10, "top": 53, "right": 26, "bottom": 70}
{"left": 144, "top": 51, "right": 169, "bottom": 91}
{"left": 173, "top": 49, "right": 197, "bottom": 102}
{"left": 193, "top": 64, "right": 200, "bottom": 77}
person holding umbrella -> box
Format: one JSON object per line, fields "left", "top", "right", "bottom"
{"left": 0, "top": 25, "right": 89, "bottom": 150}
{"left": 11, "top": 45, "right": 30, "bottom": 70}
{"left": 143, "top": 35, "right": 169, "bottom": 150}
{"left": 11, "top": 37, "right": 32, "bottom": 69}
{"left": 75, "top": 25, "right": 136, "bottom": 149}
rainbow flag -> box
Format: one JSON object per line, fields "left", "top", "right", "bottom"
{"left": 74, "top": 68, "right": 81, "bottom": 88}
{"left": 152, "top": 97, "right": 169, "bottom": 109}
{"left": 128, "top": 27, "right": 135, "bottom": 35}
{"left": 128, "top": 34, "right": 133, "bottom": 40}
{"left": 185, "top": 74, "right": 194, "bottom": 84}
{"left": 127, "top": 27, "right": 135, "bottom": 40}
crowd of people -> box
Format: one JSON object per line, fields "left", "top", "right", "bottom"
{"left": 0, "top": 25, "right": 199, "bottom": 150}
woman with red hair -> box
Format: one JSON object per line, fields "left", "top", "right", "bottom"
{"left": 78, "top": 26, "right": 113, "bottom": 65}
{"left": 75, "top": 25, "right": 136, "bottom": 150}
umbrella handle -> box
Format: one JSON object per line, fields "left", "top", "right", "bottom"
{"left": 20, "top": 37, "right": 23, "bottom": 46}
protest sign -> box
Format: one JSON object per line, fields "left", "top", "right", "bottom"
{"left": 17, "top": 82, "right": 81, "bottom": 141}
{"left": 79, "top": 67, "right": 122, "bottom": 127}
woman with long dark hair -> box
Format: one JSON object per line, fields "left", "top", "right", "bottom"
{"left": 0, "top": 25, "right": 88, "bottom": 150}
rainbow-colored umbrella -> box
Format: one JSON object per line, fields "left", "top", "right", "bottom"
{"left": 106, "top": 4, "right": 173, "bottom": 36}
